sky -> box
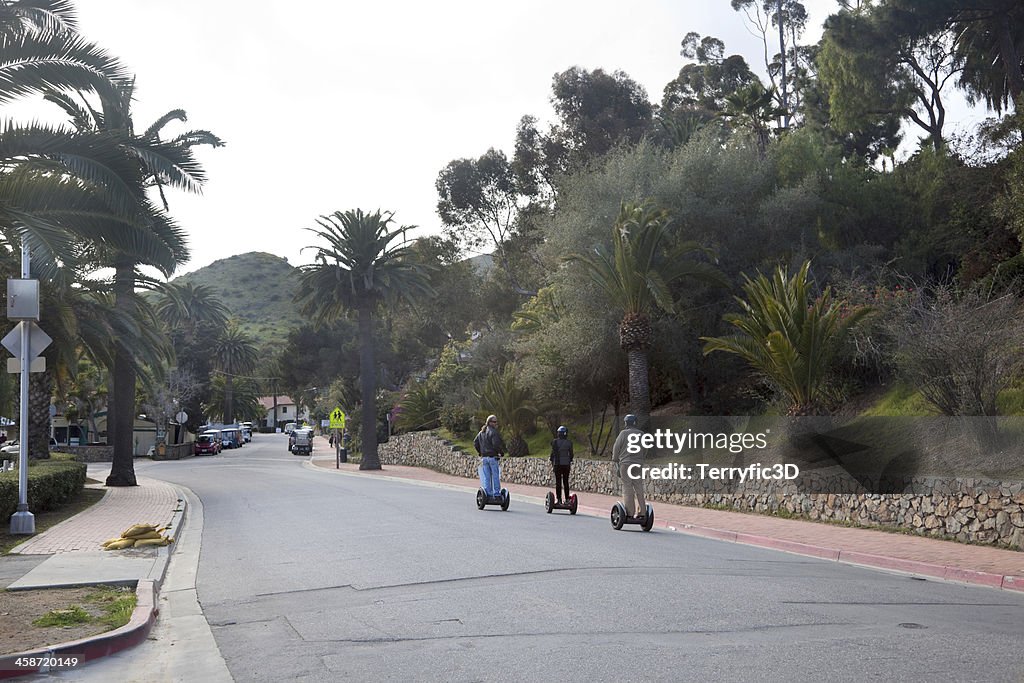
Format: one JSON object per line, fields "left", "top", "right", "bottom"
{"left": 22, "top": 0, "right": 988, "bottom": 276}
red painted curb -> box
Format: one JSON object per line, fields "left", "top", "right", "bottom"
{"left": 1001, "top": 575, "right": 1024, "bottom": 592}
{"left": 734, "top": 533, "right": 842, "bottom": 561}
{"left": 675, "top": 525, "right": 739, "bottom": 544}
{"left": 0, "top": 579, "right": 158, "bottom": 680}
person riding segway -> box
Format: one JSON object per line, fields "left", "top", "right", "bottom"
{"left": 545, "top": 425, "right": 577, "bottom": 514}
{"left": 610, "top": 414, "right": 653, "bottom": 531}
{"left": 474, "top": 415, "right": 510, "bottom": 510}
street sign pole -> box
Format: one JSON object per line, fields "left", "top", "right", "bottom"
{"left": 10, "top": 241, "right": 34, "bottom": 534}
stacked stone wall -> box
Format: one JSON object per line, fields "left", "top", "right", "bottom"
{"left": 379, "top": 431, "right": 1024, "bottom": 550}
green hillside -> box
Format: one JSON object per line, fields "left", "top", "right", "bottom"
{"left": 173, "top": 252, "right": 306, "bottom": 346}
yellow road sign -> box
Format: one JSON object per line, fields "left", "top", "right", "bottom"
{"left": 329, "top": 407, "right": 346, "bottom": 429}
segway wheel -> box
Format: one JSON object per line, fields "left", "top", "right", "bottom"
{"left": 545, "top": 491, "right": 554, "bottom": 513}
{"left": 500, "top": 488, "right": 510, "bottom": 511}
{"left": 476, "top": 488, "right": 486, "bottom": 510}
{"left": 610, "top": 503, "right": 625, "bottom": 530}
{"left": 569, "top": 494, "right": 578, "bottom": 515}
{"left": 642, "top": 504, "right": 654, "bottom": 532}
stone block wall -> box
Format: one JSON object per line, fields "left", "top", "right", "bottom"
{"left": 64, "top": 445, "right": 114, "bottom": 462}
{"left": 379, "top": 431, "right": 1024, "bottom": 550}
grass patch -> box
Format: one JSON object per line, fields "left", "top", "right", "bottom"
{"left": 30, "top": 586, "right": 136, "bottom": 631}
{"left": 85, "top": 586, "right": 136, "bottom": 629}
{"left": 33, "top": 605, "right": 91, "bottom": 627}
{"left": 0, "top": 487, "right": 105, "bottom": 555}
{"left": 860, "top": 383, "right": 937, "bottom": 417}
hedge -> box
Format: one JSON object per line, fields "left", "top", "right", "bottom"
{"left": 0, "top": 460, "right": 87, "bottom": 522}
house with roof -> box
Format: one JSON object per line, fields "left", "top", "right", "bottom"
{"left": 257, "top": 396, "right": 309, "bottom": 431}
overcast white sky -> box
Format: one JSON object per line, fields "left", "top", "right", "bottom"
{"left": 24, "top": 1, "right": 987, "bottom": 276}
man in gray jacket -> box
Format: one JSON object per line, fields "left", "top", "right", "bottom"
{"left": 611, "top": 414, "right": 647, "bottom": 519}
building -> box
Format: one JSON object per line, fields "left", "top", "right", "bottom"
{"left": 257, "top": 396, "right": 309, "bottom": 431}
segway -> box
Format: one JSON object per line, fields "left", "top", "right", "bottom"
{"left": 610, "top": 502, "right": 654, "bottom": 531}
{"left": 545, "top": 491, "right": 578, "bottom": 514}
{"left": 476, "top": 487, "right": 510, "bottom": 511}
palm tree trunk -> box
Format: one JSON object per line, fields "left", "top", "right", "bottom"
{"left": 27, "top": 368, "right": 51, "bottom": 459}
{"left": 106, "top": 260, "right": 137, "bottom": 486}
{"left": 224, "top": 375, "right": 234, "bottom": 424}
{"left": 358, "top": 304, "right": 380, "bottom": 470}
{"left": 627, "top": 347, "right": 651, "bottom": 431}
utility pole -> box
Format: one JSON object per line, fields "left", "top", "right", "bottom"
{"left": 272, "top": 378, "right": 278, "bottom": 432}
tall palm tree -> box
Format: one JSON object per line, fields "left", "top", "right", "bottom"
{"left": 565, "top": 201, "right": 724, "bottom": 429}
{"left": 212, "top": 324, "right": 258, "bottom": 424}
{"left": 295, "top": 209, "right": 433, "bottom": 469}
{"left": 43, "top": 80, "right": 222, "bottom": 485}
{"left": 702, "top": 261, "right": 874, "bottom": 415}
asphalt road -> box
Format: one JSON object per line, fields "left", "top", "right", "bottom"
{"left": 133, "top": 433, "right": 1024, "bottom": 683}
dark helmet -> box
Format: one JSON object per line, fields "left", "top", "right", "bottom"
{"left": 624, "top": 414, "right": 637, "bottom": 427}
{"left": 557, "top": 425, "right": 568, "bottom": 437}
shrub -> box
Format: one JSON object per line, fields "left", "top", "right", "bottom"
{"left": 439, "top": 404, "right": 472, "bottom": 437}
{"left": 0, "top": 461, "right": 87, "bottom": 522}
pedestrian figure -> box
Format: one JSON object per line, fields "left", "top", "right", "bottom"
{"left": 473, "top": 415, "right": 505, "bottom": 497}
{"left": 550, "top": 425, "right": 574, "bottom": 504}
{"left": 611, "top": 414, "right": 647, "bottom": 519}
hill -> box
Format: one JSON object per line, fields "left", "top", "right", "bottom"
{"left": 173, "top": 252, "right": 306, "bottom": 345}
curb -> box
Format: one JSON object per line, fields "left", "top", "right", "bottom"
{"left": 306, "top": 461, "right": 1024, "bottom": 594}
{"left": 0, "top": 489, "right": 188, "bottom": 679}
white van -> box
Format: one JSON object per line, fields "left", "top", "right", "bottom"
{"left": 284, "top": 422, "right": 297, "bottom": 434}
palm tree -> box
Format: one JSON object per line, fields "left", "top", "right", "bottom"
{"left": 154, "top": 281, "right": 229, "bottom": 344}
{"left": 476, "top": 365, "right": 536, "bottom": 456}
{"left": 295, "top": 209, "right": 433, "bottom": 469}
{"left": 718, "top": 82, "right": 787, "bottom": 155}
{"left": 565, "top": 201, "right": 725, "bottom": 430}
{"left": 42, "top": 80, "right": 222, "bottom": 485}
{"left": 211, "top": 324, "right": 258, "bottom": 424}
{"left": 702, "top": 261, "right": 874, "bottom": 415}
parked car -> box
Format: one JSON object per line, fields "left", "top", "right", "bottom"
{"left": 194, "top": 433, "right": 221, "bottom": 456}
{"left": 220, "top": 429, "right": 240, "bottom": 449}
{"left": 0, "top": 438, "right": 57, "bottom": 455}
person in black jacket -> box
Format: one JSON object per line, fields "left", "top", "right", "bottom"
{"left": 550, "top": 425, "right": 574, "bottom": 504}
{"left": 473, "top": 415, "right": 505, "bottom": 497}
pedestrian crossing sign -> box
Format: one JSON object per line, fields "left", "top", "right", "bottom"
{"left": 329, "top": 407, "right": 346, "bottom": 429}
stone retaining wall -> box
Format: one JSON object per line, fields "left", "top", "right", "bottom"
{"left": 63, "top": 445, "right": 114, "bottom": 462}
{"left": 379, "top": 431, "right": 1024, "bottom": 550}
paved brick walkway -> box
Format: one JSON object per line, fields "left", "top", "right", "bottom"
{"left": 309, "top": 452, "right": 1024, "bottom": 591}
{"left": 10, "top": 477, "right": 183, "bottom": 555}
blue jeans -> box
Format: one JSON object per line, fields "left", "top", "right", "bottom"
{"left": 479, "top": 456, "right": 501, "bottom": 496}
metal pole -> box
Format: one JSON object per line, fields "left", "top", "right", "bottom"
{"left": 11, "top": 241, "right": 34, "bottom": 534}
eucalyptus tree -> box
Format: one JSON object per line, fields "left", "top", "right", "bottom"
{"left": 295, "top": 209, "right": 433, "bottom": 469}
{"left": 818, "top": 2, "right": 961, "bottom": 151}
{"left": 565, "top": 202, "right": 725, "bottom": 429}
{"left": 884, "top": 0, "right": 1024, "bottom": 116}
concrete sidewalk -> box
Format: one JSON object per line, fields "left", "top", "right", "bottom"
{"left": 0, "top": 465, "right": 186, "bottom": 678}
{"left": 307, "top": 450, "right": 1024, "bottom": 593}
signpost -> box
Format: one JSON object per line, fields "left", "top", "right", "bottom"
{"left": 5, "top": 243, "right": 47, "bottom": 534}
{"left": 329, "top": 407, "right": 346, "bottom": 467}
